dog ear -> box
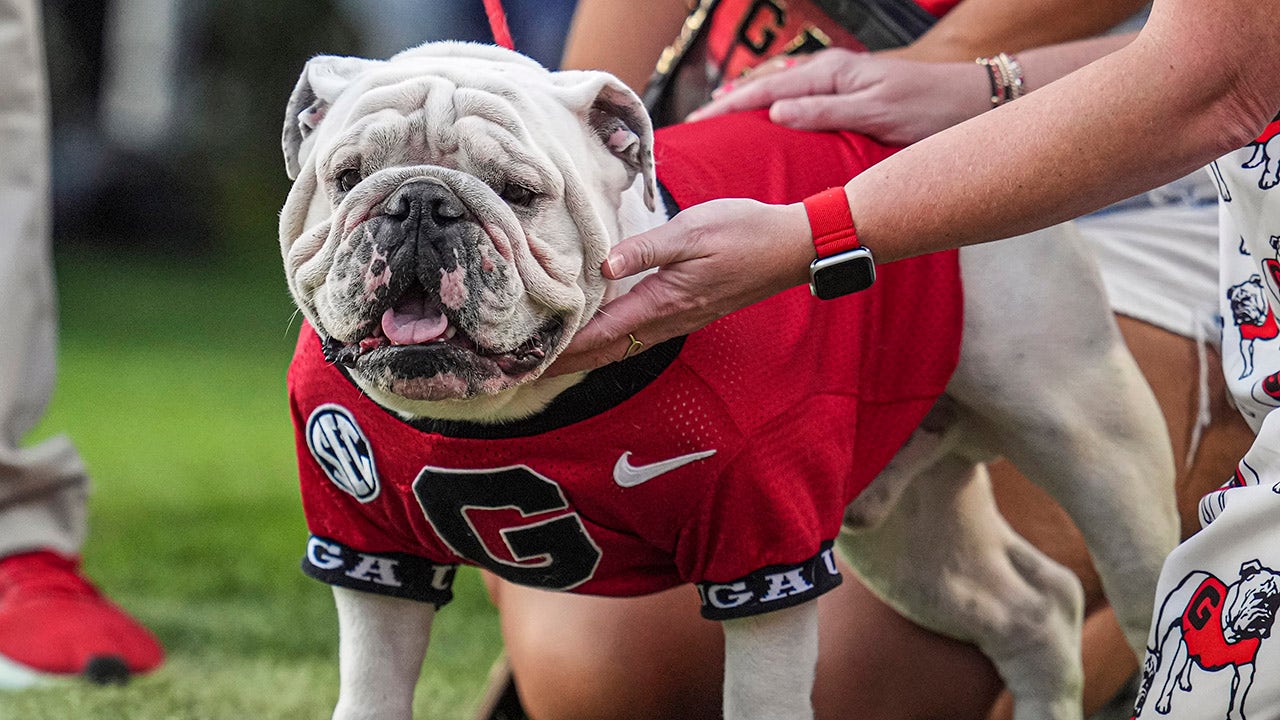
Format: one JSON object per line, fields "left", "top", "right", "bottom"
{"left": 552, "top": 71, "right": 657, "bottom": 211}
{"left": 1241, "top": 559, "right": 1264, "bottom": 579}
{"left": 282, "top": 55, "right": 379, "bottom": 180}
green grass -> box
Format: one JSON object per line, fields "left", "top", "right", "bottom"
{"left": 1, "top": 250, "right": 503, "bottom": 719}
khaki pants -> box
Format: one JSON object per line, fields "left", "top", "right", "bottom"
{"left": 0, "top": 0, "right": 88, "bottom": 558}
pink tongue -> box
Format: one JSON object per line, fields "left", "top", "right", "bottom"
{"left": 381, "top": 297, "right": 449, "bottom": 345}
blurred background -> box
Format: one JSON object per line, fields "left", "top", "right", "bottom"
{"left": 9, "top": 1, "right": 576, "bottom": 717}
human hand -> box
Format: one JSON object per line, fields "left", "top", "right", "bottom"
{"left": 686, "top": 48, "right": 990, "bottom": 146}
{"left": 547, "top": 198, "right": 813, "bottom": 375}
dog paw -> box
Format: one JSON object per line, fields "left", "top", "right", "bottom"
{"left": 1243, "top": 145, "right": 1267, "bottom": 169}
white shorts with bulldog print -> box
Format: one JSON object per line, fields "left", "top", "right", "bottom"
{"left": 1133, "top": 408, "right": 1280, "bottom": 720}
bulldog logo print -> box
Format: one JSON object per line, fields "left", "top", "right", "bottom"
{"left": 1242, "top": 119, "right": 1280, "bottom": 190}
{"left": 1227, "top": 275, "right": 1280, "bottom": 380}
{"left": 1135, "top": 560, "right": 1280, "bottom": 720}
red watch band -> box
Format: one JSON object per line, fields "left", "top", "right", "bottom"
{"left": 803, "top": 187, "right": 861, "bottom": 258}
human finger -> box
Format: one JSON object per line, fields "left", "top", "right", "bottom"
{"left": 552, "top": 199, "right": 812, "bottom": 375}
{"left": 726, "top": 54, "right": 810, "bottom": 89}
{"left": 547, "top": 329, "right": 649, "bottom": 376}
{"left": 768, "top": 61, "right": 991, "bottom": 143}
{"left": 546, "top": 284, "right": 684, "bottom": 375}
{"left": 573, "top": 288, "right": 666, "bottom": 353}
{"left": 766, "top": 94, "right": 875, "bottom": 132}
{"left": 602, "top": 214, "right": 710, "bottom": 279}
{"left": 546, "top": 334, "right": 645, "bottom": 376}
{"left": 686, "top": 53, "right": 847, "bottom": 121}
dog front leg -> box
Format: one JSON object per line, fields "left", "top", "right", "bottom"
{"left": 332, "top": 586, "right": 436, "bottom": 720}
{"left": 721, "top": 601, "right": 819, "bottom": 720}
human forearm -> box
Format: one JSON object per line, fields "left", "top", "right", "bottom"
{"left": 1014, "top": 33, "right": 1133, "bottom": 94}
{"left": 560, "top": 0, "right": 691, "bottom": 92}
{"left": 689, "top": 33, "right": 1137, "bottom": 143}
{"left": 899, "top": 0, "right": 1147, "bottom": 62}
{"left": 848, "top": 13, "right": 1279, "bottom": 261}
{"left": 562, "top": 0, "right": 1143, "bottom": 93}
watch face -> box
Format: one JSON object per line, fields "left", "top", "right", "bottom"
{"left": 810, "top": 249, "right": 875, "bottom": 300}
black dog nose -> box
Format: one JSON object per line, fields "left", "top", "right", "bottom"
{"left": 373, "top": 180, "right": 475, "bottom": 281}
{"left": 386, "top": 181, "right": 466, "bottom": 227}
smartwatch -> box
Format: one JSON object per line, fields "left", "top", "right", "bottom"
{"left": 803, "top": 187, "right": 875, "bottom": 300}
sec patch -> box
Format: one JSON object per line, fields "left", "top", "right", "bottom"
{"left": 306, "top": 403, "right": 380, "bottom": 502}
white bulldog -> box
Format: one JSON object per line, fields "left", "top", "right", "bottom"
{"left": 278, "top": 42, "right": 1178, "bottom": 720}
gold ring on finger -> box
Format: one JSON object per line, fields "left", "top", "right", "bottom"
{"left": 622, "top": 333, "right": 644, "bottom": 361}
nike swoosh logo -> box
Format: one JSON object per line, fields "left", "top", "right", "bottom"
{"left": 613, "top": 449, "right": 717, "bottom": 488}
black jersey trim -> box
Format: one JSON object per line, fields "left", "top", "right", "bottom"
{"left": 812, "top": 0, "right": 938, "bottom": 50}
{"left": 331, "top": 334, "right": 685, "bottom": 439}
{"left": 330, "top": 181, "right": 687, "bottom": 440}
{"left": 695, "top": 540, "right": 843, "bottom": 621}
{"left": 659, "top": 179, "right": 681, "bottom": 218}
{"left": 301, "top": 535, "right": 457, "bottom": 608}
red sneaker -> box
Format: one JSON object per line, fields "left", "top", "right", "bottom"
{"left": 0, "top": 551, "right": 164, "bottom": 688}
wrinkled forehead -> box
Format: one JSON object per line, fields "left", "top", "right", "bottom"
{"left": 316, "top": 60, "right": 566, "bottom": 170}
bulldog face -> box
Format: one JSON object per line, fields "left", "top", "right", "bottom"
{"left": 1224, "top": 564, "right": 1280, "bottom": 640}
{"left": 278, "top": 42, "right": 655, "bottom": 412}
{"left": 1228, "top": 276, "right": 1270, "bottom": 327}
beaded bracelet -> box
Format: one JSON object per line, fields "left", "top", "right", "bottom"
{"left": 975, "top": 52, "right": 1024, "bottom": 109}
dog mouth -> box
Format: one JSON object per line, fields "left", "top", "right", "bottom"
{"left": 320, "top": 283, "right": 561, "bottom": 379}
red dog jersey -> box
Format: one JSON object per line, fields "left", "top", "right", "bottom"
{"left": 291, "top": 112, "right": 963, "bottom": 620}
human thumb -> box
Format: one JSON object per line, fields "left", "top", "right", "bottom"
{"left": 603, "top": 222, "right": 689, "bottom": 279}
{"left": 602, "top": 248, "right": 633, "bottom": 278}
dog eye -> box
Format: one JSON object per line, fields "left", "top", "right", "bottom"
{"left": 336, "top": 169, "right": 363, "bottom": 193}
{"left": 500, "top": 183, "right": 538, "bottom": 207}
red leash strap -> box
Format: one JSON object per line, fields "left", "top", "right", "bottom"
{"left": 482, "top": 0, "right": 515, "bottom": 50}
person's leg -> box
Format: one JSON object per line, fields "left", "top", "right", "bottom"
{"left": 488, "top": 577, "right": 723, "bottom": 720}
{"left": 1110, "top": 317, "right": 1256, "bottom": 536}
{"left": 0, "top": 0, "right": 161, "bottom": 688}
{"left": 0, "top": 0, "right": 85, "bottom": 559}
{"left": 488, "top": 557, "right": 1004, "bottom": 720}
{"left": 488, "top": 489, "right": 1147, "bottom": 720}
